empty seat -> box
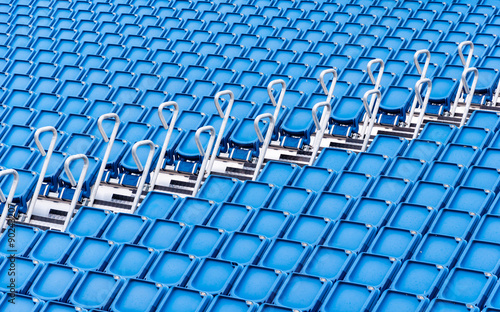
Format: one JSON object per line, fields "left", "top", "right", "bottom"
{"left": 170, "top": 197, "right": 216, "bottom": 226}
{"left": 207, "top": 202, "right": 254, "bottom": 233}
{"left": 301, "top": 245, "right": 355, "bottom": 281}
{"left": 385, "top": 156, "right": 427, "bottom": 181}
{"left": 29, "top": 230, "right": 77, "bottom": 264}
{"left": 135, "top": 191, "right": 179, "bottom": 220}
{"left": 367, "top": 226, "right": 421, "bottom": 261}
{"left": 421, "top": 161, "right": 466, "bottom": 187}
{"left": 386, "top": 203, "right": 437, "bottom": 234}
{"left": 349, "top": 152, "right": 391, "bottom": 177}
{"left": 456, "top": 239, "right": 500, "bottom": 275}
{"left": 256, "top": 161, "right": 300, "bottom": 187}
{"left": 320, "top": 280, "right": 380, "bottom": 312}
{"left": 29, "top": 263, "right": 80, "bottom": 301}
{"left": 391, "top": 260, "right": 448, "bottom": 298}
{"left": 196, "top": 175, "right": 241, "bottom": 203}
{"left": 101, "top": 212, "right": 149, "bottom": 244}
{"left": 268, "top": 186, "right": 315, "bottom": 215}
{"left": 437, "top": 267, "right": 497, "bottom": 307}
{"left": 0, "top": 256, "right": 39, "bottom": 294}
{"left": 67, "top": 206, "right": 113, "bottom": 237}
{"left": 451, "top": 126, "right": 492, "bottom": 149}
{"left": 110, "top": 278, "right": 164, "bottom": 312}
{"left": 105, "top": 243, "right": 156, "bottom": 279}
{"left": 231, "top": 180, "right": 277, "bottom": 209}
{"left": 324, "top": 220, "right": 376, "bottom": 254}
{"left": 177, "top": 225, "right": 226, "bottom": 258}
{"left": 230, "top": 265, "right": 286, "bottom": 303}
{"left": 346, "top": 197, "right": 394, "bottom": 228}
{"left": 329, "top": 171, "right": 373, "bottom": 198}
{"left": 367, "top": 135, "right": 408, "bottom": 158}
{"left": 403, "top": 139, "right": 443, "bottom": 163}
{"left": 273, "top": 273, "right": 331, "bottom": 311}
{"left": 446, "top": 186, "right": 494, "bottom": 215}
{"left": 344, "top": 252, "right": 401, "bottom": 289}
{"left": 428, "top": 208, "right": 479, "bottom": 240}
{"left": 187, "top": 257, "right": 241, "bottom": 295}
{"left": 66, "top": 236, "right": 115, "bottom": 271}
{"left": 139, "top": 219, "right": 186, "bottom": 251}
{"left": 471, "top": 214, "right": 500, "bottom": 244}
{"left": 69, "top": 271, "right": 122, "bottom": 310}
{"left": 284, "top": 214, "right": 333, "bottom": 245}
{"left": 406, "top": 181, "right": 454, "bottom": 209}
{"left": 412, "top": 233, "right": 466, "bottom": 268}
{"left": 156, "top": 287, "right": 212, "bottom": 312}
{"left": 366, "top": 176, "right": 413, "bottom": 203}
{"left": 259, "top": 238, "right": 311, "bottom": 273}
{"left": 307, "top": 191, "right": 353, "bottom": 221}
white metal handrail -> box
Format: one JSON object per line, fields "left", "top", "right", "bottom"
{"left": 131, "top": 140, "right": 155, "bottom": 213}
{"left": 361, "top": 89, "right": 382, "bottom": 152}
{"left": 319, "top": 68, "right": 338, "bottom": 104}
{"left": 459, "top": 67, "right": 479, "bottom": 127}
{"left": 407, "top": 49, "right": 431, "bottom": 126}
{"left": 192, "top": 125, "right": 217, "bottom": 197}
{"left": 267, "top": 79, "right": 287, "bottom": 123}
{"left": 451, "top": 41, "right": 474, "bottom": 117}
{"left": 252, "top": 113, "right": 276, "bottom": 181}
{"left": 360, "top": 58, "right": 384, "bottom": 138}
{"left": 0, "top": 169, "right": 18, "bottom": 230}
{"left": 412, "top": 78, "right": 433, "bottom": 139}
{"left": 309, "top": 101, "right": 332, "bottom": 166}
{"left": 149, "top": 101, "right": 179, "bottom": 191}
{"left": 62, "top": 154, "right": 89, "bottom": 232}
{"left": 207, "top": 90, "right": 235, "bottom": 174}
{"left": 88, "top": 113, "right": 120, "bottom": 206}
{"left": 26, "top": 126, "right": 58, "bottom": 222}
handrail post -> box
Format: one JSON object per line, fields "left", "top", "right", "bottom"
{"left": 149, "top": 102, "right": 179, "bottom": 191}
{"left": 412, "top": 78, "right": 433, "bottom": 139}
{"left": 451, "top": 41, "right": 474, "bottom": 117}
{"left": 88, "top": 113, "right": 120, "bottom": 206}
{"left": 192, "top": 126, "right": 217, "bottom": 197}
{"left": 267, "top": 79, "right": 287, "bottom": 123}
{"left": 360, "top": 58, "right": 384, "bottom": 138}
{"left": 309, "top": 101, "right": 332, "bottom": 166}
{"left": 26, "top": 126, "right": 58, "bottom": 222}
{"left": 361, "top": 89, "right": 382, "bottom": 152}
{"left": 493, "top": 79, "right": 500, "bottom": 106}
{"left": 62, "top": 154, "right": 89, "bottom": 232}
{"left": 207, "top": 90, "right": 234, "bottom": 174}
{"left": 0, "top": 169, "right": 18, "bottom": 230}
{"left": 131, "top": 140, "right": 155, "bottom": 213}
{"left": 459, "top": 67, "right": 479, "bottom": 127}
{"left": 252, "top": 113, "right": 276, "bottom": 181}
{"left": 319, "top": 68, "right": 338, "bottom": 104}
{"left": 407, "top": 49, "right": 431, "bottom": 127}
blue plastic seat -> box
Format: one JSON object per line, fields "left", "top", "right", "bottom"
{"left": 348, "top": 152, "right": 390, "bottom": 177}
{"left": 344, "top": 252, "right": 401, "bottom": 289}
{"left": 455, "top": 239, "right": 500, "bottom": 275}
{"left": 368, "top": 226, "right": 421, "bottom": 261}
{"left": 385, "top": 156, "right": 427, "bottom": 181}
{"left": 256, "top": 161, "right": 300, "bottom": 187}
{"left": 329, "top": 96, "right": 367, "bottom": 136}
{"left": 100, "top": 212, "right": 149, "bottom": 244}
{"left": 284, "top": 214, "right": 333, "bottom": 245}
{"left": 139, "top": 219, "right": 186, "bottom": 251}
{"left": 156, "top": 287, "right": 212, "bottom": 312}
{"left": 446, "top": 186, "right": 494, "bottom": 215}
{"left": 67, "top": 206, "right": 112, "bottom": 238}
{"left": 205, "top": 295, "right": 255, "bottom": 312}
{"left": 135, "top": 191, "right": 179, "bottom": 220}
{"left": 0, "top": 293, "right": 41, "bottom": 312}
{"left": 196, "top": 175, "right": 241, "bottom": 203}
{"left": 324, "top": 220, "right": 376, "bottom": 254}
{"left": 346, "top": 197, "right": 394, "bottom": 228}
{"left": 69, "top": 271, "right": 122, "bottom": 311}
{"left": 231, "top": 180, "right": 276, "bottom": 209}
{"left": 170, "top": 197, "right": 216, "bottom": 226}
{"left": 29, "top": 263, "right": 80, "bottom": 301}
{"left": 467, "top": 110, "right": 500, "bottom": 131}
{"left": 367, "top": 135, "right": 408, "bottom": 158}
{"left": 406, "top": 181, "right": 454, "bottom": 209}
{"left": 207, "top": 202, "right": 253, "bottom": 232}
{"left": 391, "top": 259, "right": 448, "bottom": 299}
{"left": 319, "top": 281, "right": 380, "bottom": 312}
{"left": 422, "top": 161, "right": 466, "bottom": 187}
{"left": 177, "top": 225, "right": 226, "bottom": 258}
{"left": 462, "top": 165, "right": 500, "bottom": 192}
{"left": 258, "top": 238, "right": 311, "bottom": 273}
{"left": 372, "top": 290, "right": 429, "bottom": 312}
{"left": 0, "top": 256, "right": 39, "bottom": 294}
{"left": 230, "top": 265, "right": 286, "bottom": 304}
{"left": 187, "top": 257, "right": 241, "bottom": 295}
{"left": 428, "top": 207, "right": 479, "bottom": 240}
{"left": 273, "top": 273, "right": 331, "bottom": 311}
{"left": 329, "top": 170, "right": 373, "bottom": 198}
{"left": 66, "top": 236, "right": 115, "bottom": 271}
{"left": 105, "top": 243, "right": 156, "bottom": 279}
{"left": 452, "top": 126, "right": 492, "bottom": 149}
{"left": 110, "top": 278, "right": 164, "bottom": 312}
{"left": 403, "top": 139, "right": 443, "bottom": 163}
{"left": 438, "top": 267, "right": 497, "bottom": 307}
